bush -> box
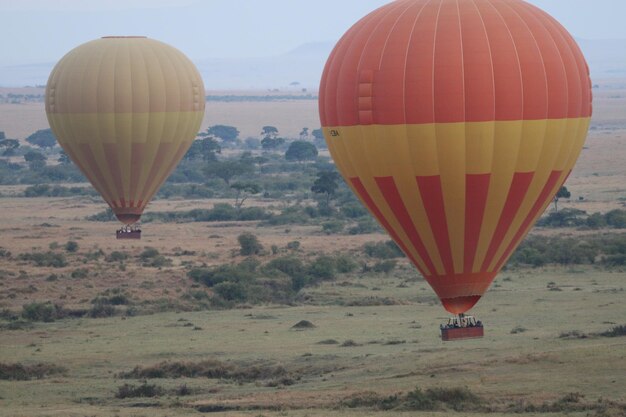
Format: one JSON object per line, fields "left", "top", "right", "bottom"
{"left": 416, "top": 387, "right": 481, "bottom": 411}
{"left": 120, "top": 359, "right": 288, "bottom": 383}
{"left": 372, "top": 260, "right": 397, "bottom": 273}
{"left": 341, "top": 203, "right": 368, "bottom": 219}
{"left": 334, "top": 254, "right": 358, "bottom": 273}
{"left": 115, "top": 383, "right": 164, "bottom": 399}
{"left": 70, "top": 268, "right": 88, "bottom": 279}
{"left": 106, "top": 251, "right": 129, "bottom": 262}
{"left": 322, "top": 220, "right": 344, "bottom": 234}
{"left": 213, "top": 281, "right": 247, "bottom": 301}
{"left": 64, "top": 241, "right": 79, "bottom": 253}
{"left": 605, "top": 209, "right": 626, "bottom": 228}
{"left": 286, "top": 240, "right": 301, "bottom": 251}
{"left": 21, "top": 302, "right": 65, "bottom": 322}
{"left": 18, "top": 251, "right": 67, "bottom": 267}
{"left": 88, "top": 303, "right": 116, "bottom": 318}
{"left": 363, "top": 241, "right": 404, "bottom": 259}
{"left": 264, "top": 257, "right": 304, "bottom": 278}
{"left": 348, "top": 218, "right": 381, "bottom": 235}
{"left": 0, "top": 362, "right": 66, "bottom": 380}
{"left": 238, "top": 232, "right": 263, "bottom": 256}
{"left": 144, "top": 255, "right": 172, "bottom": 268}
{"left": 508, "top": 234, "right": 626, "bottom": 268}
{"left": 599, "top": 324, "right": 626, "bottom": 337}
{"left": 140, "top": 247, "right": 160, "bottom": 260}
{"left": 307, "top": 256, "right": 336, "bottom": 281}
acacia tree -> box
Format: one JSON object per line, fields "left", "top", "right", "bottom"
{"left": 58, "top": 150, "right": 72, "bottom": 164}
{"left": 553, "top": 186, "right": 571, "bottom": 212}
{"left": 0, "top": 138, "right": 19, "bottom": 156}
{"left": 204, "top": 160, "right": 253, "bottom": 185}
{"left": 24, "top": 150, "right": 47, "bottom": 170}
{"left": 299, "top": 127, "right": 309, "bottom": 141}
{"left": 25, "top": 129, "right": 57, "bottom": 149}
{"left": 285, "top": 141, "right": 318, "bottom": 162}
{"left": 200, "top": 125, "right": 240, "bottom": 144}
{"left": 231, "top": 182, "right": 261, "bottom": 210}
{"left": 311, "top": 171, "right": 340, "bottom": 205}
{"left": 185, "top": 137, "right": 221, "bottom": 161}
{"left": 261, "top": 126, "right": 279, "bottom": 139}
{"left": 311, "top": 129, "right": 324, "bottom": 140}
{"left": 261, "top": 136, "right": 285, "bottom": 150}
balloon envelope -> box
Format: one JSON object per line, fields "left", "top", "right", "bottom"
{"left": 46, "top": 37, "right": 205, "bottom": 224}
{"left": 319, "top": 0, "right": 592, "bottom": 314}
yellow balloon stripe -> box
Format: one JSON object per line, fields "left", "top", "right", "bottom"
{"left": 324, "top": 117, "right": 591, "bottom": 282}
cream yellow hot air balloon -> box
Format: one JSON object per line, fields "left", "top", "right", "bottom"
{"left": 46, "top": 36, "right": 205, "bottom": 237}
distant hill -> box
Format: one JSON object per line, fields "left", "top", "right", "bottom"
{"left": 1, "top": 39, "right": 625, "bottom": 89}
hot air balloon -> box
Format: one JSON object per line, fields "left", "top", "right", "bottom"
{"left": 319, "top": 0, "right": 592, "bottom": 338}
{"left": 45, "top": 37, "right": 205, "bottom": 239}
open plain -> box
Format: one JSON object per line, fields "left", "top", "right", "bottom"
{"left": 0, "top": 84, "right": 625, "bottom": 416}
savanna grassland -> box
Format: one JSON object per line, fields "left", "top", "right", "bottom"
{"left": 0, "top": 84, "right": 625, "bottom": 417}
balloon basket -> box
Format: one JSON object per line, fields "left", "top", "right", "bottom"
{"left": 116, "top": 227, "right": 141, "bottom": 240}
{"left": 441, "top": 326, "right": 484, "bottom": 341}
{"left": 440, "top": 314, "right": 484, "bottom": 341}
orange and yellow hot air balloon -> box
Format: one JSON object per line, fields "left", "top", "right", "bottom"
{"left": 45, "top": 37, "right": 205, "bottom": 231}
{"left": 319, "top": 0, "right": 592, "bottom": 315}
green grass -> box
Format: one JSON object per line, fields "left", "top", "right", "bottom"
{"left": 0, "top": 268, "right": 625, "bottom": 416}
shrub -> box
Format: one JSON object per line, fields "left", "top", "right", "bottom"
{"left": 307, "top": 256, "right": 336, "bottom": 280}
{"left": 140, "top": 247, "right": 160, "bottom": 260}
{"left": 21, "top": 302, "right": 65, "bottom": 322}
{"left": 88, "top": 304, "right": 115, "bottom": 318}
{"left": 348, "top": 218, "right": 381, "bottom": 235}
{"left": 144, "top": 255, "right": 172, "bottom": 268}
{"left": 605, "top": 209, "right": 626, "bottom": 228}
{"left": 106, "top": 251, "right": 128, "bottom": 262}
{"left": 322, "top": 220, "right": 344, "bottom": 234}
{"left": 18, "top": 251, "right": 67, "bottom": 268}
{"left": 0, "top": 362, "right": 66, "bottom": 380}
{"left": 372, "top": 260, "right": 397, "bottom": 273}
{"left": 341, "top": 203, "right": 368, "bottom": 219}
{"left": 286, "top": 240, "right": 301, "bottom": 251}
{"left": 238, "top": 232, "right": 263, "bottom": 256}
{"left": 120, "top": 359, "right": 288, "bottom": 382}
{"left": 264, "top": 256, "right": 304, "bottom": 278}
{"left": 363, "top": 241, "right": 404, "bottom": 259}
{"left": 213, "top": 282, "right": 247, "bottom": 301}
{"left": 599, "top": 324, "right": 626, "bottom": 337}
{"left": 416, "top": 387, "right": 481, "bottom": 411}
{"left": 189, "top": 262, "right": 256, "bottom": 288}
{"left": 115, "top": 383, "right": 164, "bottom": 399}
{"left": 64, "top": 241, "right": 78, "bottom": 253}
{"left": 71, "top": 268, "right": 88, "bottom": 279}
{"left": 334, "top": 254, "right": 358, "bottom": 273}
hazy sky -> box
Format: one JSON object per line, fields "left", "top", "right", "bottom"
{"left": 1, "top": 0, "right": 625, "bottom": 66}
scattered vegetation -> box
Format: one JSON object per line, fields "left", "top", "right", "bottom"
{"left": 341, "top": 386, "right": 483, "bottom": 412}
{"left": 120, "top": 359, "right": 289, "bottom": 383}
{"left": 0, "top": 362, "right": 66, "bottom": 380}
{"left": 508, "top": 233, "right": 626, "bottom": 268}
{"left": 18, "top": 251, "right": 67, "bottom": 268}
{"left": 115, "top": 382, "right": 164, "bottom": 399}
{"left": 598, "top": 324, "right": 626, "bottom": 337}
{"left": 238, "top": 232, "right": 264, "bottom": 256}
